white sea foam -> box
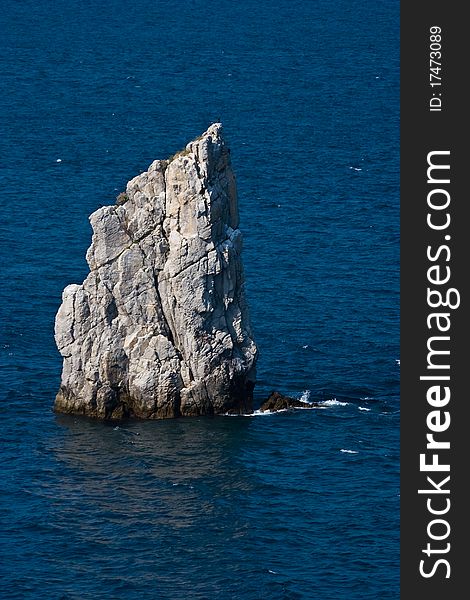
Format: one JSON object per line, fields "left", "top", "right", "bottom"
{"left": 223, "top": 409, "right": 281, "bottom": 417}
{"left": 340, "top": 449, "right": 358, "bottom": 454}
{"left": 358, "top": 406, "right": 371, "bottom": 411}
{"left": 223, "top": 391, "right": 348, "bottom": 417}
{"left": 251, "top": 409, "right": 288, "bottom": 416}
{"left": 319, "top": 398, "right": 349, "bottom": 407}
{"left": 299, "top": 390, "right": 349, "bottom": 407}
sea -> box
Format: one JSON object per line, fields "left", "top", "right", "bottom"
{"left": 0, "top": 0, "right": 399, "bottom": 598}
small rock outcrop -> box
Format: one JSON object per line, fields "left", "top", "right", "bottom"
{"left": 55, "top": 124, "right": 258, "bottom": 419}
{"left": 259, "top": 391, "right": 318, "bottom": 413}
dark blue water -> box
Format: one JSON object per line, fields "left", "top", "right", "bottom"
{"left": 0, "top": 0, "right": 399, "bottom": 598}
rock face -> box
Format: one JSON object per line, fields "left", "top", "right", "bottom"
{"left": 55, "top": 124, "right": 258, "bottom": 419}
{"left": 259, "top": 391, "right": 318, "bottom": 413}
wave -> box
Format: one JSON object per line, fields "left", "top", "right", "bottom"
{"left": 340, "top": 449, "right": 359, "bottom": 454}
{"left": 250, "top": 409, "right": 288, "bottom": 416}
{"left": 223, "top": 409, "right": 282, "bottom": 417}
{"left": 318, "top": 398, "right": 349, "bottom": 407}
{"left": 223, "top": 392, "right": 351, "bottom": 417}
{"left": 300, "top": 391, "right": 350, "bottom": 408}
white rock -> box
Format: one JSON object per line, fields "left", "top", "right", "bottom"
{"left": 55, "top": 124, "right": 258, "bottom": 419}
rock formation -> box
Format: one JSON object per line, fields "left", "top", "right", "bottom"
{"left": 55, "top": 124, "right": 258, "bottom": 419}
{"left": 259, "top": 391, "right": 319, "bottom": 413}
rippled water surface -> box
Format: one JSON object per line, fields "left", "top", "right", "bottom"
{"left": 0, "top": 0, "right": 399, "bottom": 598}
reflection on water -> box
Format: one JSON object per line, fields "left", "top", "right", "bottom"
{"left": 53, "top": 414, "right": 255, "bottom": 524}
{"left": 34, "top": 415, "right": 262, "bottom": 597}
{"left": 1, "top": 395, "right": 399, "bottom": 599}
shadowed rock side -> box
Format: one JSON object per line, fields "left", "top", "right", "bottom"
{"left": 55, "top": 124, "right": 258, "bottom": 419}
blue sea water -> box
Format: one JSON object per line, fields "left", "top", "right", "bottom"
{"left": 0, "top": 0, "right": 399, "bottom": 598}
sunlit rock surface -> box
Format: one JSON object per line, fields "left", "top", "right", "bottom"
{"left": 55, "top": 124, "right": 258, "bottom": 419}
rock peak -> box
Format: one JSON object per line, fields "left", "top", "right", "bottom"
{"left": 55, "top": 125, "right": 258, "bottom": 419}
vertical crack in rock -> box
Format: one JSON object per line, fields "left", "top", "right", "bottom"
{"left": 54, "top": 123, "right": 258, "bottom": 420}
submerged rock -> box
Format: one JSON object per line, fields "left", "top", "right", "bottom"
{"left": 259, "top": 391, "right": 318, "bottom": 412}
{"left": 55, "top": 124, "right": 258, "bottom": 419}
